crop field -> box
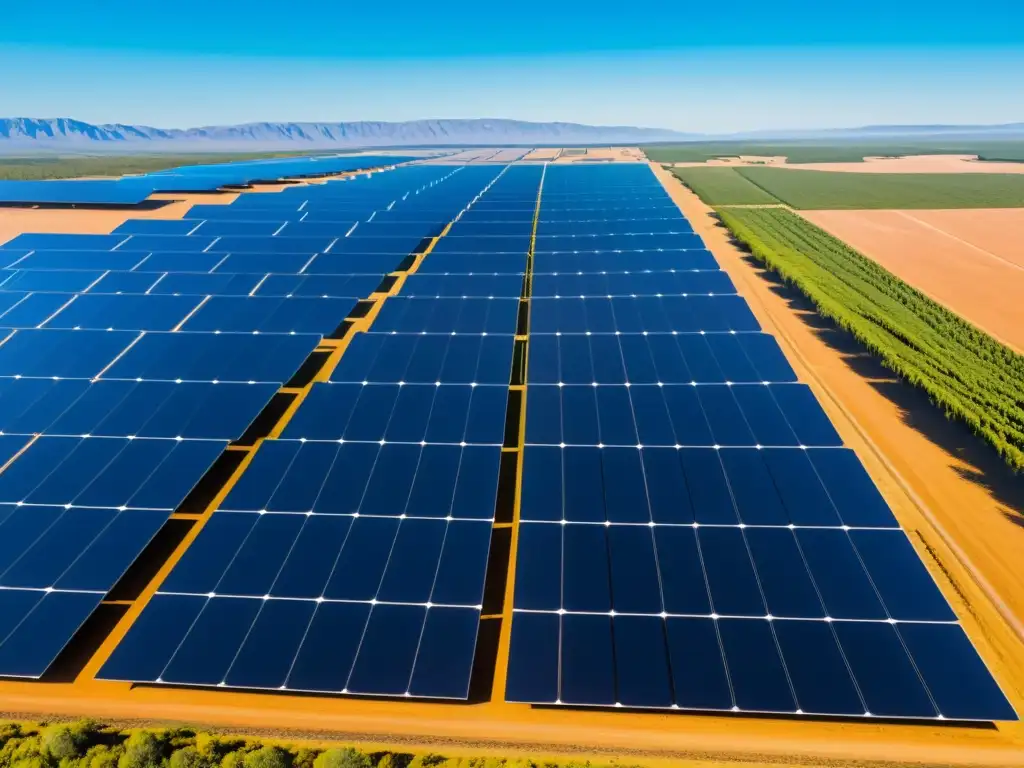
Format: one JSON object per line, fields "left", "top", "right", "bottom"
{"left": 738, "top": 167, "right": 1024, "bottom": 209}
{"left": 672, "top": 166, "right": 1024, "bottom": 208}
{"left": 670, "top": 167, "right": 781, "bottom": 205}
{"left": 716, "top": 206, "right": 1024, "bottom": 469}
{"left": 643, "top": 140, "right": 1024, "bottom": 164}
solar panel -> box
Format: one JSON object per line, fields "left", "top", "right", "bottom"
{"left": 180, "top": 296, "right": 358, "bottom": 335}
{"left": 0, "top": 435, "right": 223, "bottom": 509}
{"left": 331, "top": 333, "right": 515, "bottom": 385}
{"left": 0, "top": 161, "right": 475, "bottom": 681}
{"left": 1, "top": 269, "right": 106, "bottom": 293}
{"left": 281, "top": 383, "right": 507, "bottom": 444}
{"left": 96, "top": 162, "right": 530, "bottom": 699}
{"left": 0, "top": 379, "right": 278, "bottom": 440}
{"left": 530, "top": 270, "right": 736, "bottom": 297}
{"left": 505, "top": 161, "right": 1017, "bottom": 723}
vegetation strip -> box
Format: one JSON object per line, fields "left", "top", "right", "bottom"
{"left": 715, "top": 206, "right": 1024, "bottom": 469}
{"left": 0, "top": 721, "right": 646, "bottom": 768}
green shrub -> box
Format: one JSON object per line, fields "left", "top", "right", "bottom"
{"left": 168, "top": 748, "right": 207, "bottom": 768}
{"left": 118, "top": 733, "right": 164, "bottom": 768}
{"left": 42, "top": 727, "right": 83, "bottom": 762}
{"left": 312, "top": 750, "right": 367, "bottom": 768}
{"left": 241, "top": 748, "right": 289, "bottom": 768}
{"left": 85, "top": 746, "right": 119, "bottom": 768}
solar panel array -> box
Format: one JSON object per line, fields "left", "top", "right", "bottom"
{"left": 0, "top": 158, "right": 1015, "bottom": 723}
{"left": 96, "top": 163, "right": 536, "bottom": 698}
{"left": 0, "top": 162, "right": 475, "bottom": 678}
{"left": 504, "top": 164, "right": 1017, "bottom": 722}
{"left": 0, "top": 155, "right": 417, "bottom": 205}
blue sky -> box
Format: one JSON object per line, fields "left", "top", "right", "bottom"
{"left": 2, "top": 0, "right": 1023, "bottom": 132}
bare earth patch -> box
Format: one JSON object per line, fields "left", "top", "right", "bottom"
{"left": 800, "top": 208, "right": 1024, "bottom": 351}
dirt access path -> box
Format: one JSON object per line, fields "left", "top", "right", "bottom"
{"left": 800, "top": 208, "right": 1024, "bottom": 352}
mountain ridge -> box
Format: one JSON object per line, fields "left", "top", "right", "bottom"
{"left": 0, "top": 118, "right": 694, "bottom": 150}
{"left": 2, "top": 118, "right": 1022, "bottom": 151}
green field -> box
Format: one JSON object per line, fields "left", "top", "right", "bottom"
{"left": 738, "top": 167, "right": 1024, "bottom": 209}
{"left": 643, "top": 140, "right": 1024, "bottom": 165}
{"left": 0, "top": 721, "right": 622, "bottom": 768}
{"left": 670, "top": 167, "right": 781, "bottom": 205}
{"left": 672, "top": 165, "right": 1024, "bottom": 209}
{"left": 716, "top": 207, "right": 1024, "bottom": 470}
{"left": 0, "top": 152, "right": 336, "bottom": 181}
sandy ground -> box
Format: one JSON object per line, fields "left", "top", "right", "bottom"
{"left": 522, "top": 148, "right": 561, "bottom": 161}
{"left": 554, "top": 147, "right": 644, "bottom": 163}
{"left": 2, "top": 159, "right": 1024, "bottom": 766}
{"left": 672, "top": 154, "right": 1024, "bottom": 174}
{"left": 800, "top": 209, "right": 1024, "bottom": 352}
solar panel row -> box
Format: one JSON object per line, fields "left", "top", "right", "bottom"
{"left": 98, "top": 162, "right": 533, "bottom": 697}
{"left": 0, "top": 163, "right": 478, "bottom": 677}
{"left": 504, "top": 163, "right": 1017, "bottom": 722}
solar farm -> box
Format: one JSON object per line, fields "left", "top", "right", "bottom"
{"left": 0, "top": 152, "right": 1020, "bottom": 762}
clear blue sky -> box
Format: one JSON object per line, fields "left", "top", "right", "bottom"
{"left": 2, "top": 0, "right": 1023, "bottom": 133}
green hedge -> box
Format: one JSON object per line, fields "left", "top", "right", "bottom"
{"left": 0, "top": 722, "right": 640, "bottom": 768}
{"left": 716, "top": 207, "right": 1024, "bottom": 469}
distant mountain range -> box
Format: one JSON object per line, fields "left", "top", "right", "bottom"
{"left": 1, "top": 117, "right": 1022, "bottom": 152}
{"left": 0, "top": 118, "right": 693, "bottom": 151}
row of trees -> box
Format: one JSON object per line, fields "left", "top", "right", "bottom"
{"left": 0, "top": 722, "right": 620, "bottom": 768}
{"left": 717, "top": 207, "right": 1024, "bottom": 469}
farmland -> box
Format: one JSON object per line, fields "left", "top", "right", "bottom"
{"left": 668, "top": 167, "right": 781, "bottom": 205}
{"left": 671, "top": 166, "right": 1024, "bottom": 208}
{"left": 643, "top": 140, "right": 1024, "bottom": 164}
{"left": 716, "top": 206, "right": 1024, "bottom": 469}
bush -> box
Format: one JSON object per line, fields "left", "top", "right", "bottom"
{"left": 42, "top": 728, "right": 81, "bottom": 762}
{"left": 168, "top": 748, "right": 207, "bottom": 768}
{"left": 311, "top": 750, "right": 367, "bottom": 768}
{"left": 85, "top": 746, "right": 119, "bottom": 768}
{"left": 118, "top": 732, "right": 164, "bottom": 768}
{"left": 241, "top": 749, "right": 289, "bottom": 768}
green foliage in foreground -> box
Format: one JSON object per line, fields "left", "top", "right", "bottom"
{"left": 733, "top": 167, "right": 1024, "bottom": 209}
{"left": 0, "top": 722, "right": 638, "bottom": 768}
{"left": 670, "top": 167, "right": 780, "bottom": 206}
{"left": 0, "top": 152, "right": 330, "bottom": 181}
{"left": 642, "top": 140, "right": 1024, "bottom": 165}
{"left": 716, "top": 207, "right": 1024, "bottom": 469}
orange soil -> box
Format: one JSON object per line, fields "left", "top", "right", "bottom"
{"left": 2, "top": 164, "right": 1024, "bottom": 766}
{"left": 799, "top": 208, "right": 1024, "bottom": 352}
{"left": 673, "top": 154, "right": 1024, "bottom": 174}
